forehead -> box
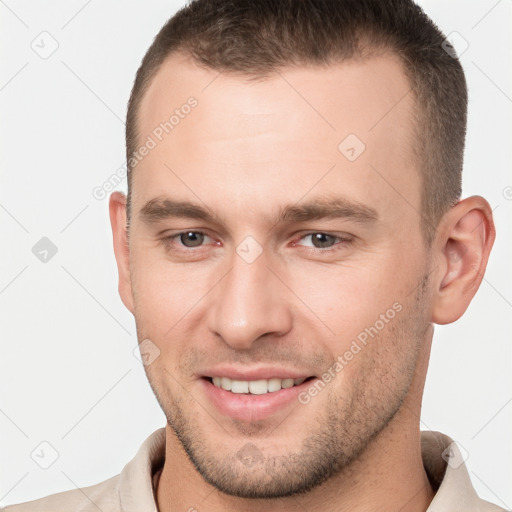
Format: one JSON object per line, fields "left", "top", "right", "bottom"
{"left": 132, "top": 51, "right": 420, "bottom": 230}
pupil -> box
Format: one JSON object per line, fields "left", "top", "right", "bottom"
{"left": 181, "top": 232, "right": 204, "bottom": 247}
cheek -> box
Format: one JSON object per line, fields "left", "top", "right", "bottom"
{"left": 319, "top": 294, "right": 420, "bottom": 412}
{"left": 129, "top": 249, "right": 202, "bottom": 338}
{"left": 291, "top": 254, "right": 414, "bottom": 345}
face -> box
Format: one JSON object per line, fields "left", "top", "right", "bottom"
{"left": 121, "top": 52, "right": 434, "bottom": 498}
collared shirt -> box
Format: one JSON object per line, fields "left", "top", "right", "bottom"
{"left": 2, "top": 428, "right": 506, "bottom": 511}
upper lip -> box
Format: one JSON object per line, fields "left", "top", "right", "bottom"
{"left": 200, "top": 366, "right": 315, "bottom": 381}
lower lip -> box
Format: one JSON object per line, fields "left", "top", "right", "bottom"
{"left": 199, "top": 377, "right": 317, "bottom": 422}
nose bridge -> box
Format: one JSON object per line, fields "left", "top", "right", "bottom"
{"left": 207, "top": 247, "right": 292, "bottom": 349}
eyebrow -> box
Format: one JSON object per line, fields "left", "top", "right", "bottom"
{"left": 139, "top": 195, "right": 379, "bottom": 227}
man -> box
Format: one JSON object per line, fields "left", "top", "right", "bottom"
{"left": 4, "top": 0, "right": 505, "bottom": 510}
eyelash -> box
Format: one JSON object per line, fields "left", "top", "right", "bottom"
{"left": 160, "top": 231, "right": 353, "bottom": 254}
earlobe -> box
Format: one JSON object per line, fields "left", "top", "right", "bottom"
{"left": 109, "top": 191, "right": 135, "bottom": 314}
{"left": 431, "top": 196, "right": 495, "bottom": 325}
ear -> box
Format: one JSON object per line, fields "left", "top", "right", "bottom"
{"left": 109, "top": 191, "right": 134, "bottom": 314}
{"left": 431, "top": 196, "right": 495, "bottom": 324}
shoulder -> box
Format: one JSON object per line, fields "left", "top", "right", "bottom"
{"left": 1, "top": 474, "right": 121, "bottom": 512}
{"left": 421, "top": 431, "right": 509, "bottom": 512}
{"left": 473, "top": 496, "right": 509, "bottom": 512}
{"left": 1, "top": 428, "right": 166, "bottom": 512}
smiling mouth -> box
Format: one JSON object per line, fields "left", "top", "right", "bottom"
{"left": 203, "top": 376, "right": 316, "bottom": 395}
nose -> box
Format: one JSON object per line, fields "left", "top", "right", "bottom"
{"left": 206, "top": 247, "right": 293, "bottom": 350}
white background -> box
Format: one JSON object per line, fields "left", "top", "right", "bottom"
{"left": 0, "top": 0, "right": 511, "bottom": 508}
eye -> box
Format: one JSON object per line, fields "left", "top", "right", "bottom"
{"left": 295, "top": 232, "right": 352, "bottom": 251}
{"left": 161, "top": 231, "right": 215, "bottom": 250}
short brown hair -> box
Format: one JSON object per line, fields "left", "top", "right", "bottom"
{"left": 125, "top": 0, "right": 467, "bottom": 245}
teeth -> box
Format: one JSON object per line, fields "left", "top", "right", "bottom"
{"left": 267, "top": 378, "right": 282, "bottom": 392}
{"left": 221, "top": 377, "right": 232, "bottom": 391}
{"left": 281, "top": 378, "right": 294, "bottom": 389}
{"left": 231, "top": 380, "right": 249, "bottom": 393}
{"left": 248, "top": 379, "right": 268, "bottom": 395}
{"left": 211, "top": 376, "right": 309, "bottom": 394}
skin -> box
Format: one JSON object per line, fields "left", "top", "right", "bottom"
{"left": 109, "top": 51, "right": 495, "bottom": 511}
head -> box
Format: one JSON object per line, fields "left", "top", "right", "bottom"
{"left": 110, "top": 0, "right": 495, "bottom": 500}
